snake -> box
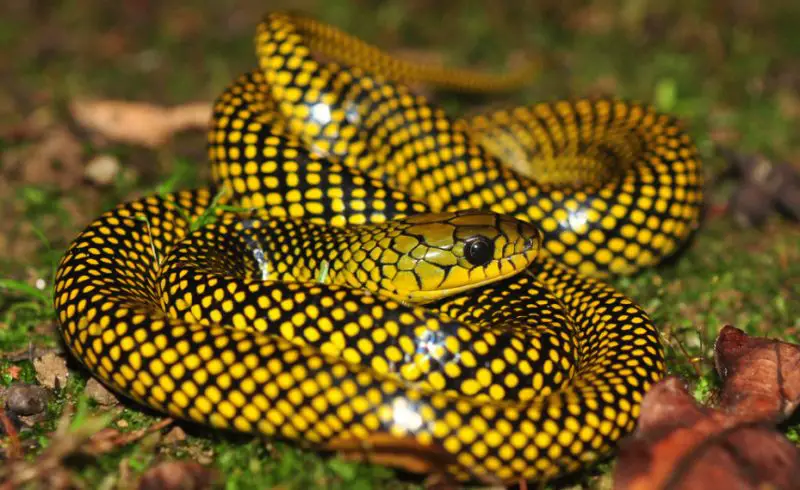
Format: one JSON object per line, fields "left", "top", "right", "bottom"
{"left": 53, "top": 10, "right": 704, "bottom": 486}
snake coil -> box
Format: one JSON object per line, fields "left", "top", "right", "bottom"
{"left": 54, "top": 11, "right": 703, "bottom": 485}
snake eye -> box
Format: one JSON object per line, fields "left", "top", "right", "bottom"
{"left": 464, "top": 236, "right": 494, "bottom": 266}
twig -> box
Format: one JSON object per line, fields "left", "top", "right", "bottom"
{"left": 84, "top": 417, "right": 174, "bottom": 456}
{"left": 1, "top": 344, "right": 64, "bottom": 363}
{"left": 663, "top": 325, "right": 705, "bottom": 379}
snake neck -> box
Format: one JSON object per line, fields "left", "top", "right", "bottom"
{"left": 236, "top": 218, "right": 412, "bottom": 296}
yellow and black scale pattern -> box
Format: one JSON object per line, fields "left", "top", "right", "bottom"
{"left": 54, "top": 10, "right": 704, "bottom": 485}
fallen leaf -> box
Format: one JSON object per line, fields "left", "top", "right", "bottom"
{"left": 714, "top": 325, "right": 800, "bottom": 421}
{"left": 137, "top": 461, "right": 217, "bottom": 490}
{"left": 613, "top": 377, "right": 800, "bottom": 490}
{"left": 70, "top": 100, "right": 211, "bottom": 148}
{"left": 32, "top": 353, "right": 69, "bottom": 389}
{"left": 6, "top": 365, "right": 22, "bottom": 380}
{"left": 614, "top": 325, "right": 800, "bottom": 490}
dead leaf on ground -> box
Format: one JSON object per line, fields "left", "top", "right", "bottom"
{"left": 137, "top": 461, "right": 217, "bottom": 490}
{"left": 613, "top": 326, "right": 800, "bottom": 490}
{"left": 70, "top": 99, "right": 212, "bottom": 148}
{"left": 0, "top": 363, "right": 22, "bottom": 380}
{"left": 715, "top": 325, "right": 800, "bottom": 420}
{"left": 614, "top": 378, "right": 800, "bottom": 490}
{"left": 32, "top": 352, "right": 69, "bottom": 389}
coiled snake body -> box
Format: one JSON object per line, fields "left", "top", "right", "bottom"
{"left": 54, "top": 11, "right": 703, "bottom": 485}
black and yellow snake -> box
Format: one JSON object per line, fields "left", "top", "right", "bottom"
{"left": 54, "top": 11, "right": 704, "bottom": 485}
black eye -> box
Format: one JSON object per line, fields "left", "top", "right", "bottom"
{"left": 464, "top": 236, "right": 494, "bottom": 266}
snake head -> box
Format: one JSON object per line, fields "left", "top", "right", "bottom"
{"left": 364, "top": 210, "right": 542, "bottom": 304}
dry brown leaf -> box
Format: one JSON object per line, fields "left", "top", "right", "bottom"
{"left": 32, "top": 353, "right": 69, "bottom": 389}
{"left": 137, "top": 461, "right": 217, "bottom": 490}
{"left": 614, "top": 326, "right": 800, "bottom": 490}
{"left": 70, "top": 100, "right": 211, "bottom": 148}
{"left": 613, "top": 377, "right": 800, "bottom": 490}
{"left": 715, "top": 325, "right": 800, "bottom": 421}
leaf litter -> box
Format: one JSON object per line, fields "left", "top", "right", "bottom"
{"left": 70, "top": 99, "right": 211, "bottom": 149}
{"left": 614, "top": 325, "right": 800, "bottom": 490}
